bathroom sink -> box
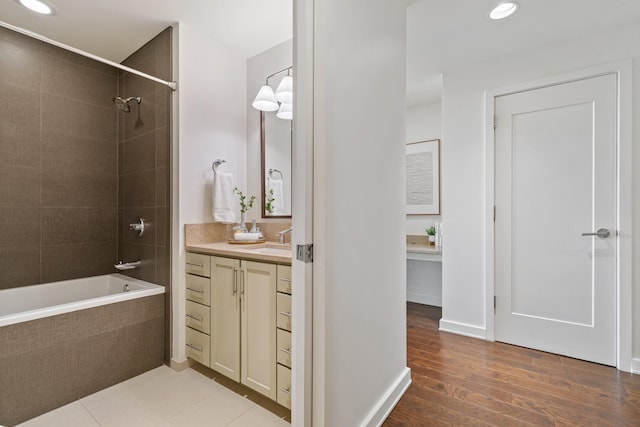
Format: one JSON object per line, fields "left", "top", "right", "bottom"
{"left": 244, "top": 243, "right": 292, "bottom": 257}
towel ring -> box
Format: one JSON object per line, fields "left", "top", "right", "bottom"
{"left": 268, "top": 168, "right": 283, "bottom": 179}
{"left": 212, "top": 159, "right": 226, "bottom": 173}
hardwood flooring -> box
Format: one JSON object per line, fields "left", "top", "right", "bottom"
{"left": 384, "top": 303, "right": 640, "bottom": 426}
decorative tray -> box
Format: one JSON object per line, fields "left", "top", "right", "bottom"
{"left": 228, "top": 238, "right": 266, "bottom": 245}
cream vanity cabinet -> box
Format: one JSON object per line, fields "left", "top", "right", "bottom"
{"left": 276, "top": 264, "right": 292, "bottom": 409}
{"left": 186, "top": 252, "right": 289, "bottom": 403}
{"left": 184, "top": 252, "right": 212, "bottom": 366}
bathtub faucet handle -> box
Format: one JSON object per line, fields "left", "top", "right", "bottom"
{"left": 129, "top": 218, "right": 145, "bottom": 237}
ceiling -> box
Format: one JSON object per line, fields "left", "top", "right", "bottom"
{"left": 407, "top": 0, "right": 640, "bottom": 106}
{"left": 2, "top": 0, "right": 640, "bottom": 108}
{"left": 0, "top": 0, "right": 293, "bottom": 62}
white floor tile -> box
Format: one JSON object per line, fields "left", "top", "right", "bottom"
{"left": 225, "top": 405, "right": 290, "bottom": 427}
{"left": 158, "top": 386, "right": 254, "bottom": 427}
{"left": 16, "top": 401, "right": 99, "bottom": 427}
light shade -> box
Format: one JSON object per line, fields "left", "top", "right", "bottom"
{"left": 16, "top": 0, "right": 55, "bottom": 15}
{"left": 489, "top": 2, "right": 519, "bottom": 20}
{"left": 252, "top": 85, "right": 279, "bottom": 111}
{"left": 275, "top": 75, "right": 293, "bottom": 104}
{"left": 276, "top": 103, "right": 293, "bottom": 120}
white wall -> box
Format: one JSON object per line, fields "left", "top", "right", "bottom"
{"left": 441, "top": 22, "right": 640, "bottom": 365}
{"left": 313, "top": 0, "right": 409, "bottom": 425}
{"left": 246, "top": 40, "right": 293, "bottom": 220}
{"left": 172, "top": 23, "right": 247, "bottom": 362}
{"left": 405, "top": 101, "right": 442, "bottom": 235}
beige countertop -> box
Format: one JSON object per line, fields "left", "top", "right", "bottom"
{"left": 406, "top": 241, "right": 442, "bottom": 255}
{"left": 186, "top": 241, "right": 292, "bottom": 265}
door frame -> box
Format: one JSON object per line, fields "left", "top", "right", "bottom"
{"left": 483, "top": 60, "right": 633, "bottom": 372}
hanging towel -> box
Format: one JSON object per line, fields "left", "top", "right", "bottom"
{"left": 267, "top": 176, "right": 285, "bottom": 215}
{"left": 212, "top": 171, "right": 236, "bottom": 223}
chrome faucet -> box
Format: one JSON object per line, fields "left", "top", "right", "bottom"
{"left": 278, "top": 227, "right": 293, "bottom": 244}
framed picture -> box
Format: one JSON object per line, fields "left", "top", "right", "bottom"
{"left": 406, "top": 139, "right": 440, "bottom": 215}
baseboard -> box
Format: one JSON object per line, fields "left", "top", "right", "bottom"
{"left": 439, "top": 318, "right": 486, "bottom": 340}
{"left": 407, "top": 293, "right": 442, "bottom": 307}
{"left": 170, "top": 358, "right": 193, "bottom": 372}
{"left": 632, "top": 358, "right": 640, "bottom": 374}
{"left": 359, "top": 367, "right": 412, "bottom": 427}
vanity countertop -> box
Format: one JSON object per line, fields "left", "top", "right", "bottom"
{"left": 186, "top": 241, "right": 292, "bottom": 265}
{"left": 406, "top": 241, "right": 442, "bottom": 255}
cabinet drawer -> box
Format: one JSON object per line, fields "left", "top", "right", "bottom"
{"left": 277, "top": 292, "right": 292, "bottom": 332}
{"left": 277, "top": 265, "right": 292, "bottom": 294}
{"left": 186, "top": 274, "right": 211, "bottom": 306}
{"left": 186, "top": 252, "right": 211, "bottom": 277}
{"left": 186, "top": 327, "right": 210, "bottom": 366}
{"left": 277, "top": 329, "right": 292, "bottom": 368}
{"left": 185, "top": 300, "right": 210, "bottom": 334}
{"left": 277, "top": 364, "right": 292, "bottom": 409}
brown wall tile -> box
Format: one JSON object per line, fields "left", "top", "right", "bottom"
{"left": 0, "top": 28, "right": 41, "bottom": 90}
{"left": 0, "top": 207, "right": 41, "bottom": 247}
{"left": 42, "top": 241, "right": 117, "bottom": 282}
{"left": 123, "top": 130, "right": 157, "bottom": 174}
{"left": 122, "top": 169, "right": 156, "bottom": 208}
{"left": 42, "top": 170, "right": 117, "bottom": 208}
{"left": 0, "top": 165, "right": 41, "bottom": 207}
{"left": 42, "top": 132, "right": 117, "bottom": 176}
{"left": 0, "top": 246, "right": 41, "bottom": 290}
{"left": 118, "top": 241, "right": 156, "bottom": 283}
{"left": 42, "top": 208, "right": 117, "bottom": 244}
{"left": 42, "top": 94, "right": 117, "bottom": 142}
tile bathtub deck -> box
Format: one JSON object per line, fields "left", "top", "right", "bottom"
{"left": 17, "top": 366, "right": 290, "bottom": 427}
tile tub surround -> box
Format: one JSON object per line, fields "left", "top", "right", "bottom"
{"left": 0, "top": 294, "right": 165, "bottom": 427}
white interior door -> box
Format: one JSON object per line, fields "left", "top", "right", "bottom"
{"left": 494, "top": 73, "right": 617, "bottom": 366}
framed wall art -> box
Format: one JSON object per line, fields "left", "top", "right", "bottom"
{"left": 406, "top": 139, "right": 440, "bottom": 215}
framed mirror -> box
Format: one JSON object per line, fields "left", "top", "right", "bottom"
{"left": 261, "top": 68, "right": 292, "bottom": 218}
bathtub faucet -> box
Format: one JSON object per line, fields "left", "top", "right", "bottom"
{"left": 114, "top": 261, "right": 141, "bottom": 271}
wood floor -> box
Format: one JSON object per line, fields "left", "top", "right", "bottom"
{"left": 384, "top": 303, "right": 640, "bottom": 426}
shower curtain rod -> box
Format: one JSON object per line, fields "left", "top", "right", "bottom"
{"left": 0, "top": 20, "right": 177, "bottom": 91}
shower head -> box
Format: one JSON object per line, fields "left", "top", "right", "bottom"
{"left": 112, "top": 96, "right": 141, "bottom": 113}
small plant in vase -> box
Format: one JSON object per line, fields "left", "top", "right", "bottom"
{"left": 426, "top": 226, "right": 436, "bottom": 246}
{"left": 265, "top": 189, "right": 275, "bottom": 215}
{"left": 233, "top": 187, "right": 256, "bottom": 231}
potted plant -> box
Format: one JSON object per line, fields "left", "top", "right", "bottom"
{"left": 233, "top": 187, "right": 256, "bottom": 231}
{"left": 265, "top": 189, "right": 275, "bottom": 215}
{"left": 426, "top": 226, "right": 436, "bottom": 245}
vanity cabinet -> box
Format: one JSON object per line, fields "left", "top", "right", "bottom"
{"left": 276, "top": 264, "right": 293, "bottom": 409}
{"left": 186, "top": 252, "right": 285, "bottom": 403}
{"left": 185, "top": 252, "right": 212, "bottom": 366}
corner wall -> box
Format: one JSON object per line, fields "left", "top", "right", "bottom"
{"left": 441, "top": 21, "right": 640, "bottom": 366}
{"left": 313, "top": 0, "right": 409, "bottom": 424}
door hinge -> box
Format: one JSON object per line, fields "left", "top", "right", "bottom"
{"left": 296, "top": 244, "right": 314, "bottom": 263}
{"left": 493, "top": 205, "right": 496, "bottom": 222}
{"left": 493, "top": 115, "right": 496, "bottom": 130}
{"left": 493, "top": 295, "right": 497, "bottom": 313}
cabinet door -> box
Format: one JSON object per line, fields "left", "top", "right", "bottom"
{"left": 211, "top": 256, "right": 241, "bottom": 382}
{"left": 241, "top": 260, "right": 277, "bottom": 399}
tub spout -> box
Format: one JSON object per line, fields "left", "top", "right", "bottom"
{"left": 115, "top": 261, "right": 141, "bottom": 271}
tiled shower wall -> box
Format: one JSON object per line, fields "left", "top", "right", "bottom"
{"left": 117, "top": 27, "right": 172, "bottom": 290}
{"left": 0, "top": 26, "right": 172, "bottom": 292}
{"left": 0, "top": 27, "right": 118, "bottom": 289}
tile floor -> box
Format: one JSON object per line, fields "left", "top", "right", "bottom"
{"left": 17, "top": 366, "right": 290, "bottom": 427}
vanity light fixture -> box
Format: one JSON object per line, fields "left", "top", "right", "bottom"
{"left": 276, "top": 103, "right": 293, "bottom": 120}
{"left": 252, "top": 85, "right": 279, "bottom": 112}
{"left": 275, "top": 75, "right": 293, "bottom": 104}
{"left": 489, "top": 2, "right": 519, "bottom": 20}
{"left": 16, "top": 0, "right": 56, "bottom": 15}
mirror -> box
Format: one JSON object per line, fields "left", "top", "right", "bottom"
{"left": 261, "top": 68, "right": 292, "bottom": 218}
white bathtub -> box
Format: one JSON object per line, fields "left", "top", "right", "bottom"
{"left": 0, "top": 273, "right": 165, "bottom": 327}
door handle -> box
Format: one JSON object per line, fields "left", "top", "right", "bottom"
{"left": 581, "top": 228, "right": 610, "bottom": 238}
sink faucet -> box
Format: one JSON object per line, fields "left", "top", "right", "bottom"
{"left": 278, "top": 227, "right": 293, "bottom": 244}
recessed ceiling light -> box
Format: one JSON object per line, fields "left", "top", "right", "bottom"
{"left": 16, "top": 0, "right": 56, "bottom": 15}
{"left": 489, "top": 2, "right": 519, "bottom": 20}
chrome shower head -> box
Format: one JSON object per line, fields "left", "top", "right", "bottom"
{"left": 112, "top": 96, "right": 141, "bottom": 113}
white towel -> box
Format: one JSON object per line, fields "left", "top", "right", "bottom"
{"left": 267, "top": 176, "right": 285, "bottom": 215}
{"left": 212, "top": 172, "right": 236, "bottom": 223}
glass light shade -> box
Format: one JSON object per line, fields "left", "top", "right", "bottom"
{"left": 17, "top": 0, "right": 54, "bottom": 15}
{"left": 489, "top": 2, "right": 518, "bottom": 20}
{"left": 275, "top": 75, "right": 293, "bottom": 104}
{"left": 276, "top": 103, "right": 293, "bottom": 120}
{"left": 252, "top": 85, "right": 279, "bottom": 111}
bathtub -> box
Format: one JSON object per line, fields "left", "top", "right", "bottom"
{"left": 0, "top": 274, "right": 166, "bottom": 426}
{"left": 0, "top": 273, "right": 164, "bottom": 327}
